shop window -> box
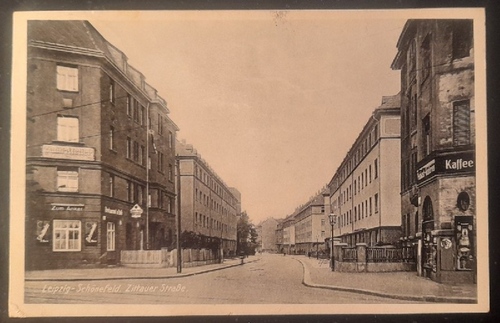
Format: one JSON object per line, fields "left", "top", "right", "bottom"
{"left": 56, "top": 65, "right": 78, "bottom": 92}
{"left": 53, "top": 220, "right": 81, "bottom": 251}
{"left": 457, "top": 192, "right": 471, "bottom": 211}
{"left": 107, "top": 222, "right": 116, "bottom": 251}
{"left": 57, "top": 116, "right": 79, "bottom": 142}
{"left": 57, "top": 167, "right": 78, "bottom": 192}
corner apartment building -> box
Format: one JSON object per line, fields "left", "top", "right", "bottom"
{"left": 26, "top": 21, "right": 178, "bottom": 269}
{"left": 392, "top": 19, "right": 475, "bottom": 284}
{"left": 328, "top": 95, "right": 401, "bottom": 247}
{"left": 176, "top": 140, "right": 239, "bottom": 256}
{"left": 293, "top": 190, "right": 328, "bottom": 254}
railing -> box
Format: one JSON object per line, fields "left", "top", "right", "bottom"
{"left": 367, "top": 247, "right": 403, "bottom": 263}
{"left": 121, "top": 249, "right": 168, "bottom": 265}
{"left": 342, "top": 247, "right": 357, "bottom": 262}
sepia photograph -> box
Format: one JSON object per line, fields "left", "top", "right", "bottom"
{"left": 8, "top": 8, "right": 488, "bottom": 317}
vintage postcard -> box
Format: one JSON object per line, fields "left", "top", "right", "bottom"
{"left": 9, "top": 8, "right": 488, "bottom": 317}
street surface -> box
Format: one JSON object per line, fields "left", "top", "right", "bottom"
{"left": 25, "top": 254, "right": 423, "bottom": 304}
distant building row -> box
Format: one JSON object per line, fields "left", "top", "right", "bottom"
{"left": 275, "top": 19, "right": 475, "bottom": 284}
{"left": 25, "top": 20, "right": 240, "bottom": 270}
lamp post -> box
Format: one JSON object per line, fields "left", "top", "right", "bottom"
{"left": 328, "top": 213, "right": 336, "bottom": 271}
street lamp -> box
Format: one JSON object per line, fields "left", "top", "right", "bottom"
{"left": 328, "top": 213, "right": 336, "bottom": 271}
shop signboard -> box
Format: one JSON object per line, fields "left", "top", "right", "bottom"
{"left": 42, "top": 144, "right": 95, "bottom": 161}
{"left": 416, "top": 151, "right": 475, "bottom": 183}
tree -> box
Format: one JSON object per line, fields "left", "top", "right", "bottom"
{"left": 237, "top": 211, "right": 259, "bottom": 255}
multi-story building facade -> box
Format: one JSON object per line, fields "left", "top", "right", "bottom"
{"left": 392, "top": 19, "right": 475, "bottom": 283}
{"left": 275, "top": 219, "right": 284, "bottom": 253}
{"left": 328, "top": 95, "right": 401, "bottom": 247}
{"left": 25, "top": 20, "right": 178, "bottom": 270}
{"left": 256, "top": 218, "right": 279, "bottom": 253}
{"left": 176, "top": 140, "right": 239, "bottom": 256}
{"left": 282, "top": 215, "right": 296, "bottom": 254}
{"left": 293, "top": 191, "right": 328, "bottom": 255}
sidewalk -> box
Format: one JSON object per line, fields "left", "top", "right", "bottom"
{"left": 25, "top": 256, "right": 258, "bottom": 282}
{"left": 294, "top": 255, "right": 477, "bottom": 303}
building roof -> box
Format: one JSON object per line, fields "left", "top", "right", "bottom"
{"left": 327, "top": 94, "right": 401, "bottom": 189}
{"left": 28, "top": 20, "right": 174, "bottom": 119}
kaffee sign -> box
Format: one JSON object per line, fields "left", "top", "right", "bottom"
{"left": 417, "top": 152, "right": 475, "bottom": 183}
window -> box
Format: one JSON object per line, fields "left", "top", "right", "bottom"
{"left": 457, "top": 192, "right": 471, "bottom": 211}
{"left": 169, "top": 164, "right": 173, "bottom": 181}
{"left": 169, "top": 131, "right": 173, "bottom": 149}
{"left": 133, "top": 141, "right": 139, "bottom": 162}
{"left": 453, "top": 100, "right": 471, "bottom": 146}
{"left": 369, "top": 165, "right": 372, "bottom": 183}
{"left": 452, "top": 20, "right": 473, "bottom": 60}
{"left": 109, "top": 80, "right": 115, "bottom": 104}
{"left": 127, "top": 181, "right": 135, "bottom": 202}
{"left": 423, "top": 196, "right": 433, "bottom": 221}
{"left": 57, "top": 116, "right": 79, "bottom": 142}
{"left": 158, "top": 152, "right": 164, "bottom": 173}
{"left": 133, "top": 100, "right": 139, "bottom": 122}
{"left": 107, "top": 222, "right": 116, "bottom": 251}
{"left": 374, "top": 159, "right": 378, "bottom": 179}
{"left": 140, "top": 145, "right": 145, "bottom": 166}
{"left": 369, "top": 197, "right": 372, "bottom": 216}
{"left": 56, "top": 65, "right": 78, "bottom": 92}
{"left": 423, "top": 114, "right": 431, "bottom": 156}
{"left": 109, "top": 174, "right": 115, "bottom": 197}
{"left": 421, "top": 34, "right": 431, "bottom": 83}
{"left": 57, "top": 167, "right": 78, "bottom": 192}
{"left": 158, "top": 113, "right": 163, "bottom": 135}
{"left": 167, "top": 197, "right": 172, "bottom": 213}
{"left": 374, "top": 193, "right": 379, "bottom": 213}
{"left": 158, "top": 190, "right": 164, "bottom": 209}
{"left": 140, "top": 105, "right": 145, "bottom": 125}
{"left": 109, "top": 126, "right": 115, "bottom": 150}
{"left": 126, "top": 137, "right": 132, "bottom": 159}
{"left": 53, "top": 220, "right": 81, "bottom": 251}
{"left": 127, "top": 94, "right": 132, "bottom": 116}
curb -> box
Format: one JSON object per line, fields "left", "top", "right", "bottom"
{"left": 294, "top": 257, "right": 476, "bottom": 304}
{"left": 26, "top": 258, "right": 260, "bottom": 282}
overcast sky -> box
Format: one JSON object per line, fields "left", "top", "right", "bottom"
{"left": 87, "top": 11, "right": 406, "bottom": 224}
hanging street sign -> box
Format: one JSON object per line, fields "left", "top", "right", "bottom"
{"left": 130, "top": 204, "right": 143, "bottom": 218}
